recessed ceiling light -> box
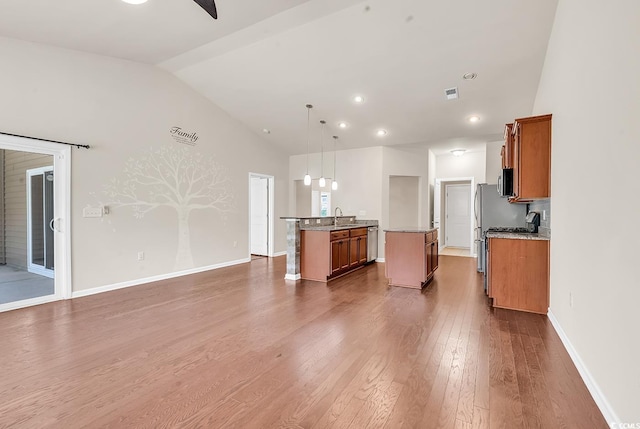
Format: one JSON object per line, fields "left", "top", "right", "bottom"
{"left": 262, "top": 128, "right": 271, "bottom": 134}
{"left": 376, "top": 129, "right": 388, "bottom": 137}
{"left": 338, "top": 122, "right": 348, "bottom": 129}
{"left": 122, "top": 0, "right": 148, "bottom": 4}
{"left": 468, "top": 115, "right": 481, "bottom": 123}
{"left": 463, "top": 72, "right": 478, "bottom": 80}
{"left": 451, "top": 149, "right": 466, "bottom": 157}
{"left": 353, "top": 95, "right": 365, "bottom": 104}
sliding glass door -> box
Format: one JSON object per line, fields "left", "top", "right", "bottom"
{"left": 27, "top": 166, "right": 54, "bottom": 278}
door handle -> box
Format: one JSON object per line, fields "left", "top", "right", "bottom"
{"left": 49, "top": 218, "right": 60, "bottom": 232}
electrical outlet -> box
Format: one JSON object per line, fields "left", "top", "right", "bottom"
{"left": 137, "top": 251, "right": 144, "bottom": 261}
{"left": 304, "top": 219, "right": 310, "bottom": 225}
{"left": 316, "top": 219, "right": 321, "bottom": 224}
{"left": 542, "top": 210, "right": 547, "bottom": 221}
{"left": 233, "top": 241, "right": 237, "bottom": 247}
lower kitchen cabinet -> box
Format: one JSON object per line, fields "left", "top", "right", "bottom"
{"left": 301, "top": 227, "right": 369, "bottom": 282}
{"left": 487, "top": 237, "right": 549, "bottom": 314}
{"left": 385, "top": 229, "right": 439, "bottom": 289}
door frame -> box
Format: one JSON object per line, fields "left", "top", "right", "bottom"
{"left": 26, "top": 165, "right": 55, "bottom": 278}
{"left": 0, "top": 133, "right": 72, "bottom": 313}
{"left": 435, "top": 176, "right": 475, "bottom": 254}
{"left": 248, "top": 172, "right": 275, "bottom": 258}
{"left": 444, "top": 183, "right": 472, "bottom": 248}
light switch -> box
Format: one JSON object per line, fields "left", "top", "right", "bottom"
{"left": 83, "top": 207, "right": 103, "bottom": 218}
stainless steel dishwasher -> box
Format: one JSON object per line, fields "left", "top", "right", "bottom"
{"left": 366, "top": 226, "right": 378, "bottom": 263}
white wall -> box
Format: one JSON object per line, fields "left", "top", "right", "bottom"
{"left": 389, "top": 176, "right": 420, "bottom": 229}
{"left": 0, "top": 37, "right": 289, "bottom": 292}
{"left": 435, "top": 150, "right": 486, "bottom": 184}
{"left": 289, "top": 145, "right": 429, "bottom": 258}
{"left": 485, "top": 140, "right": 503, "bottom": 185}
{"left": 381, "top": 146, "right": 430, "bottom": 235}
{"left": 533, "top": 0, "right": 640, "bottom": 422}
{"left": 427, "top": 149, "right": 436, "bottom": 227}
{"left": 290, "top": 146, "right": 384, "bottom": 221}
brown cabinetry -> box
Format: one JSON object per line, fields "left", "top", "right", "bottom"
{"left": 349, "top": 228, "right": 368, "bottom": 267}
{"left": 501, "top": 123, "right": 514, "bottom": 169}
{"left": 509, "top": 114, "right": 552, "bottom": 202}
{"left": 487, "top": 237, "right": 549, "bottom": 314}
{"left": 385, "top": 229, "right": 439, "bottom": 289}
{"left": 301, "top": 226, "right": 369, "bottom": 282}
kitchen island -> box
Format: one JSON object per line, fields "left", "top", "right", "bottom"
{"left": 281, "top": 216, "right": 378, "bottom": 281}
{"left": 384, "top": 228, "right": 439, "bottom": 289}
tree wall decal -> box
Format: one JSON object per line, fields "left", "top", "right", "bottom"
{"left": 105, "top": 145, "right": 234, "bottom": 270}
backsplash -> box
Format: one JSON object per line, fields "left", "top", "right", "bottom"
{"left": 528, "top": 199, "right": 551, "bottom": 236}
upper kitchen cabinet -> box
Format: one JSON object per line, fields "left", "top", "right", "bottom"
{"left": 510, "top": 114, "right": 552, "bottom": 202}
{"left": 501, "top": 123, "right": 514, "bottom": 169}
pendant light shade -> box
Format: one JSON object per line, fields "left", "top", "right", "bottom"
{"left": 303, "top": 104, "right": 313, "bottom": 186}
{"left": 319, "top": 120, "right": 326, "bottom": 188}
{"left": 331, "top": 135, "right": 339, "bottom": 190}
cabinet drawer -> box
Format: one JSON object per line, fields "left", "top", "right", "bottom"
{"left": 350, "top": 228, "right": 367, "bottom": 237}
{"left": 330, "top": 230, "right": 350, "bottom": 241}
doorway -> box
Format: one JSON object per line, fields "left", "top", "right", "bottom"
{"left": 249, "top": 173, "right": 274, "bottom": 258}
{"left": 445, "top": 184, "right": 471, "bottom": 248}
{"left": 434, "top": 176, "right": 475, "bottom": 257}
{"left": 0, "top": 134, "right": 71, "bottom": 313}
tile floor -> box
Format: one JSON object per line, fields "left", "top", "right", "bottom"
{"left": 0, "top": 265, "right": 54, "bottom": 304}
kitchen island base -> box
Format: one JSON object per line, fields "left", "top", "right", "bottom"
{"left": 384, "top": 229, "right": 438, "bottom": 289}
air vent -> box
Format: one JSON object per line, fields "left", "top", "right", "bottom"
{"left": 445, "top": 87, "right": 458, "bottom": 100}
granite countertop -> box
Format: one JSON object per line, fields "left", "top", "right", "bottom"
{"left": 301, "top": 221, "right": 378, "bottom": 231}
{"left": 485, "top": 231, "right": 550, "bottom": 241}
{"left": 384, "top": 227, "right": 438, "bottom": 233}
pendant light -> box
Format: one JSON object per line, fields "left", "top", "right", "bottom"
{"left": 318, "top": 120, "right": 326, "bottom": 188}
{"left": 303, "top": 104, "right": 313, "bottom": 186}
{"left": 332, "top": 135, "right": 339, "bottom": 190}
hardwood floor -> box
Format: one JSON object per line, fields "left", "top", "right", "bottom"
{"left": 0, "top": 256, "right": 607, "bottom": 428}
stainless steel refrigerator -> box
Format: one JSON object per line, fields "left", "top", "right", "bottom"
{"left": 474, "top": 183, "right": 527, "bottom": 273}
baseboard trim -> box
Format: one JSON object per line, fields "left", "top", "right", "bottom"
{"left": 284, "top": 273, "right": 301, "bottom": 281}
{"left": 72, "top": 258, "right": 251, "bottom": 299}
{"left": 375, "top": 258, "right": 385, "bottom": 263}
{"left": 547, "top": 310, "right": 619, "bottom": 424}
{"left": 272, "top": 251, "right": 287, "bottom": 257}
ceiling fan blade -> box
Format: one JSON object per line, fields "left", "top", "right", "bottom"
{"left": 193, "top": 0, "right": 217, "bottom": 19}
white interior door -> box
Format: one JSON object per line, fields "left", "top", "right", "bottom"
{"left": 445, "top": 184, "right": 471, "bottom": 248}
{"left": 250, "top": 176, "right": 268, "bottom": 256}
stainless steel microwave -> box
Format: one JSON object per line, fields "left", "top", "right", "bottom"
{"left": 498, "top": 168, "right": 514, "bottom": 197}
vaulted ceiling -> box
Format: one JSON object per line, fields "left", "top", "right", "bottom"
{"left": 0, "top": 0, "right": 558, "bottom": 155}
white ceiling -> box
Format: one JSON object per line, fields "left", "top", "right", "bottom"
{"left": 0, "top": 0, "right": 559, "bottom": 156}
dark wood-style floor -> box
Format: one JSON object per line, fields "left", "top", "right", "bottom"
{"left": 0, "top": 256, "right": 607, "bottom": 428}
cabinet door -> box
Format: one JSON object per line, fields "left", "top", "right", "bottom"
{"left": 432, "top": 241, "right": 439, "bottom": 271}
{"left": 504, "top": 123, "right": 514, "bottom": 169}
{"left": 331, "top": 240, "right": 342, "bottom": 274}
{"left": 359, "top": 236, "right": 368, "bottom": 264}
{"left": 425, "top": 242, "right": 433, "bottom": 280}
{"left": 349, "top": 238, "right": 359, "bottom": 267}
{"left": 340, "top": 240, "right": 350, "bottom": 270}
{"left": 489, "top": 238, "right": 549, "bottom": 314}
{"left": 512, "top": 123, "right": 521, "bottom": 198}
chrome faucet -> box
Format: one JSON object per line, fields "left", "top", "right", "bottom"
{"left": 334, "top": 206, "right": 343, "bottom": 226}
